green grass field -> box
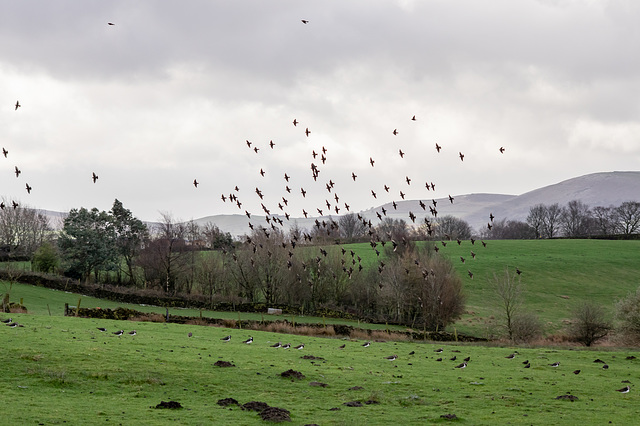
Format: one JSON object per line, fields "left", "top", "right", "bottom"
{"left": 2, "top": 313, "right": 638, "bottom": 425}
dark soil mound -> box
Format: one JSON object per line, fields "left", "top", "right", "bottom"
{"left": 348, "top": 386, "right": 364, "bottom": 391}
{"left": 260, "top": 406, "right": 291, "bottom": 422}
{"left": 440, "top": 414, "right": 457, "bottom": 420}
{"left": 555, "top": 395, "right": 578, "bottom": 401}
{"left": 242, "top": 401, "right": 270, "bottom": 412}
{"left": 343, "top": 401, "right": 363, "bottom": 407}
{"left": 301, "top": 355, "right": 324, "bottom": 360}
{"left": 217, "top": 397, "right": 239, "bottom": 407}
{"left": 309, "top": 382, "right": 328, "bottom": 388}
{"left": 214, "top": 360, "right": 235, "bottom": 367}
{"left": 364, "top": 400, "right": 379, "bottom": 405}
{"left": 280, "top": 369, "right": 305, "bottom": 380}
{"left": 154, "top": 401, "right": 183, "bottom": 409}
{"left": 329, "top": 407, "right": 341, "bottom": 411}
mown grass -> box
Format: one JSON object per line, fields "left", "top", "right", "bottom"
{"left": 2, "top": 313, "right": 639, "bottom": 425}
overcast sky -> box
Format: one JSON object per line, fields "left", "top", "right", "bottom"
{"left": 2, "top": 0, "right": 639, "bottom": 223}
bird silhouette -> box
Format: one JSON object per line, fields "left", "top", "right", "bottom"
{"left": 293, "top": 118, "right": 298, "bottom": 126}
{"left": 399, "top": 149, "right": 405, "bottom": 158}
{"left": 15, "top": 100, "right": 21, "bottom": 110}
{"left": 2, "top": 148, "right": 7, "bottom": 157}
{"left": 499, "top": 147, "right": 505, "bottom": 153}
{"left": 92, "top": 172, "right": 98, "bottom": 183}
{"left": 459, "top": 152, "right": 464, "bottom": 161}
{"left": 405, "top": 176, "right": 411, "bottom": 185}
{"left": 107, "top": 22, "right": 115, "bottom": 26}
{"left": 435, "top": 143, "right": 441, "bottom": 152}
{"left": 448, "top": 195, "right": 454, "bottom": 203}
{"left": 305, "top": 128, "right": 311, "bottom": 137}
{"left": 393, "top": 129, "right": 398, "bottom": 135}
{"left": 370, "top": 157, "right": 375, "bottom": 167}
{"left": 351, "top": 172, "right": 357, "bottom": 181}
{"left": 301, "top": 20, "right": 309, "bottom": 24}
{"left": 14, "top": 166, "right": 20, "bottom": 177}
{"left": 617, "top": 386, "right": 630, "bottom": 393}
{"left": 25, "top": 183, "right": 32, "bottom": 194}
{"left": 193, "top": 179, "right": 199, "bottom": 188}
{"left": 411, "top": 115, "right": 416, "bottom": 121}
{"left": 269, "top": 140, "right": 275, "bottom": 149}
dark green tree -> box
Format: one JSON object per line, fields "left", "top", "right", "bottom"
{"left": 58, "top": 207, "right": 117, "bottom": 282}
{"left": 110, "top": 199, "right": 148, "bottom": 286}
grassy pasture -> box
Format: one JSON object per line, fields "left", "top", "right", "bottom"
{"left": 2, "top": 313, "right": 639, "bottom": 425}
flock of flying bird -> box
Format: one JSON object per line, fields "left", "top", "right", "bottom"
{"left": 206, "top": 111, "right": 508, "bottom": 281}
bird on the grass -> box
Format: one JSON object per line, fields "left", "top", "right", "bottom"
{"left": 7, "top": 322, "right": 20, "bottom": 328}
{"left": 339, "top": 344, "right": 346, "bottom": 349}
{"left": 617, "top": 386, "right": 630, "bottom": 393}
{"left": 516, "top": 268, "right": 522, "bottom": 275}
{"left": 282, "top": 343, "right": 291, "bottom": 349}
{"left": 128, "top": 330, "right": 137, "bottom": 336}
{"left": 243, "top": 336, "right": 253, "bottom": 344}
{"left": 294, "top": 344, "right": 305, "bottom": 350}
{"left": 221, "top": 335, "right": 231, "bottom": 342}
{"left": 1, "top": 318, "right": 12, "bottom": 324}
{"left": 505, "top": 353, "right": 516, "bottom": 359}
{"left": 524, "top": 363, "right": 531, "bottom": 368}
{"left": 113, "top": 330, "right": 124, "bottom": 336}
{"left": 362, "top": 342, "right": 370, "bottom": 347}
{"left": 436, "top": 357, "right": 443, "bottom": 362}
{"left": 385, "top": 355, "right": 398, "bottom": 361}
{"left": 435, "top": 348, "right": 443, "bottom": 353}
{"left": 97, "top": 327, "right": 106, "bottom": 332}
{"left": 549, "top": 362, "right": 560, "bottom": 367}
{"left": 188, "top": 332, "right": 193, "bottom": 338}
{"left": 455, "top": 362, "right": 467, "bottom": 369}
{"left": 271, "top": 342, "right": 282, "bottom": 348}
{"left": 92, "top": 172, "right": 98, "bottom": 183}
{"left": 464, "top": 356, "right": 470, "bottom": 362}
{"left": 603, "top": 364, "right": 609, "bottom": 370}
{"left": 573, "top": 370, "right": 580, "bottom": 375}
{"left": 449, "top": 356, "right": 457, "bottom": 361}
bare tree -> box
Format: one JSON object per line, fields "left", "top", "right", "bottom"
{"left": 490, "top": 219, "right": 535, "bottom": 240}
{"left": 526, "top": 204, "right": 546, "bottom": 238}
{"left": 491, "top": 268, "right": 524, "bottom": 341}
{"left": 592, "top": 206, "right": 617, "bottom": 236}
{"left": 339, "top": 213, "right": 367, "bottom": 241}
{"left": 615, "top": 201, "right": 640, "bottom": 236}
{"left": 561, "top": 200, "right": 593, "bottom": 237}
{"left": 0, "top": 199, "right": 51, "bottom": 258}
{"left": 569, "top": 302, "right": 611, "bottom": 346}
{"left": 542, "top": 203, "right": 562, "bottom": 238}
{"left": 433, "top": 215, "right": 472, "bottom": 240}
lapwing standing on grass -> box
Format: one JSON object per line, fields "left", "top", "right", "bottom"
{"left": 243, "top": 337, "right": 253, "bottom": 344}
{"left": 7, "top": 322, "right": 20, "bottom": 328}
{"left": 294, "top": 344, "right": 304, "bottom": 350}
{"left": 362, "top": 342, "right": 370, "bottom": 348}
{"left": 385, "top": 355, "right": 398, "bottom": 361}
{"left": 338, "top": 344, "right": 346, "bottom": 349}
{"left": 113, "top": 330, "right": 124, "bottom": 336}
{"left": 434, "top": 348, "right": 443, "bottom": 353}
{"left": 549, "top": 362, "right": 560, "bottom": 367}
{"left": 455, "top": 362, "right": 467, "bottom": 369}
{"left": 271, "top": 342, "right": 282, "bottom": 348}
{"left": 97, "top": 327, "right": 107, "bottom": 332}
{"left": 282, "top": 343, "right": 291, "bottom": 349}
{"left": 1, "top": 318, "right": 12, "bottom": 324}
{"left": 128, "top": 330, "right": 137, "bottom": 336}
{"left": 505, "top": 353, "right": 516, "bottom": 359}
{"left": 573, "top": 370, "right": 581, "bottom": 375}
{"left": 221, "top": 335, "right": 231, "bottom": 342}
{"left": 617, "top": 386, "right": 630, "bottom": 394}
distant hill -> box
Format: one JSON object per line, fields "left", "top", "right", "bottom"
{"left": 42, "top": 171, "right": 640, "bottom": 237}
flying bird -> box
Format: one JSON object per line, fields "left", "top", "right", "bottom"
{"left": 92, "top": 172, "right": 98, "bottom": 183}
{"left": 369, "top": 157, "right": 375, "bottom": 167}
{"left": 25, "top": 183, "right": 32, "bottom": 194}
{"left": 107, "top": 22, "right": 115, "bottom": 25}
{"left": 351, "top": 172, "right": 357, "bottom": 181}
{"left": 411, "top": 115, "right": 416, "bottom": 121}
{"left": 399, "top": 149, "right": 405, "bottom": 158}
{"left": 14, "top": 166, "right": 20, "bottom": 177}
{"left": 435, "top": 143, "right": 441, "bottom": 152}
{"left": 15, "top": 100, "right": 21, "bottom": 110}
{"left": 448, "top": 195, "right": 454, "bottom": 204}
{"left": 293, "top": 118, "right": 298, "bottom": 126}
{"left": 393, "top": 129, "right": 398, "bottom": 135}
{"left": 301, "top": 19, "right": 309, "bottom": 24}
{"left": 2, "top": 148, "right": 7, "bottom": 157}
{"left": 305, "top": 127, "right": 311, "bottom": 137}
{"left": 269, "top": 140, "right": 275, "bottom": 149}
{"left": 499, "top": 147, "right": 505, "bottom": 153}
{"left": 459, "top": 152, "right": 464, "bottom": 161}
{"left": 193, "top": 179, "right": 198, "bottom": 188}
